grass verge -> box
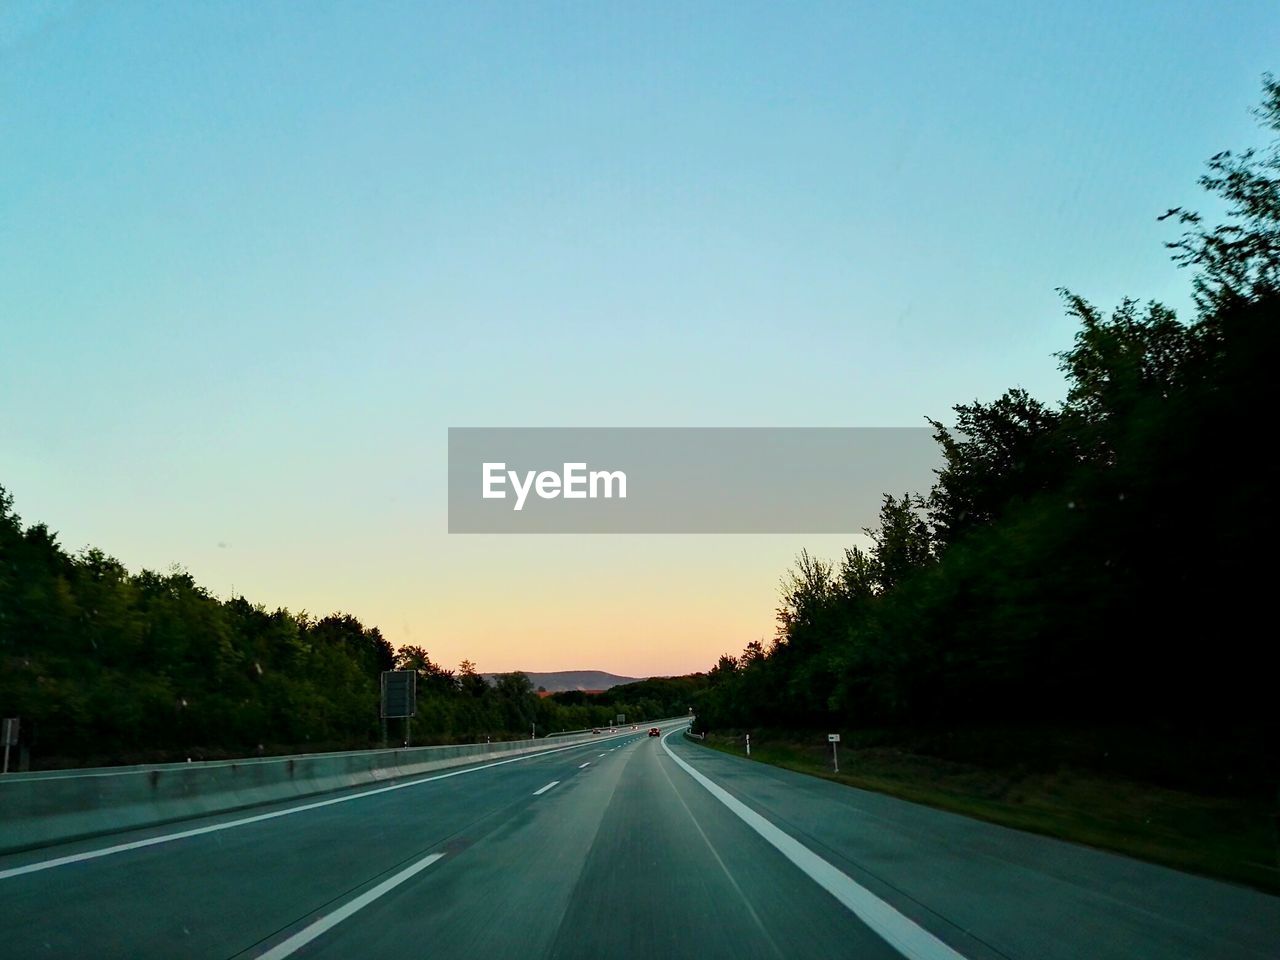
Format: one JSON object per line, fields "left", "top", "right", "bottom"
{"left": 695, "top": 731, "right": 1279, "bottom": 894}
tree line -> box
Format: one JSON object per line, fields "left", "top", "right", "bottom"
{"left": 0, "top": 509, "right": 687, "bottom": 767}
{"left": 692, "top": 78, "right": 1280, "bottom": 795}
{"left": 392, "top": 647, "right": 702, "bottom": 741}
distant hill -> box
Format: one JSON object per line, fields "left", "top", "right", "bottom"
{"left": 482, "top": 670, "right": 641, "bottom": 692}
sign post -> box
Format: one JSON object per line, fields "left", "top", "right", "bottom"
{"left": 828, "top": 733, "right": 840, "bottom": 773}
{"left": 380, "top": 671, "right": 417, "bottom": 748}
{"left": 2, "top": 718, "right": 19, "bottom": 774}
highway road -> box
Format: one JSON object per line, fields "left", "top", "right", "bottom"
{"left": 0, "top": 721, "right": 1275, "bottom": 959}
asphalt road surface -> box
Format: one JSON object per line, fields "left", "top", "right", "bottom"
{"left": 0, "top": 721, "right": 1275, "bottom": 959}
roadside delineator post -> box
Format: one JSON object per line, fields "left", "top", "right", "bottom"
{"left": 1, "top": 718, "right": 18, "bottom": 774}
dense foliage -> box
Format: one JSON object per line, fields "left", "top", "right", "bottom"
{"left": 392, "top": 648, "right": 699, "bottom": 740}
{"left": 548, "top": 675, "right": 706, "bottom": 724}
{"left": 0, "top": 515, "right": 394, "bottom": 764}
{"left": 0, "top": 523, "right": 678, "bottom": 767}
{"left": 693, "top": 79, "right": 1280, "bottom": 792}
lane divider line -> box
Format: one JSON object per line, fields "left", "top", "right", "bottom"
{"left": 532, "top": 781, "right": 559, "bottom": 796}
{"left": 578, "top": 762, "right": 591, "bottom": 769}
{"left": 654, "top": 755, "right": 787, "bottom": 958}
{"left": 254, "top": 851, "right": 446, "bottom": 959}
{"left": 661, "top": 731, "right": 968, "bottom": 960}
{"left": 0, "top": 731, "right": 642, "bottom": 882}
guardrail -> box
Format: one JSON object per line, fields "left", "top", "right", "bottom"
{"left": 544, "top": 725, "right": 625, "bottom": 739}
{"left": 0, "top": 718, "right": 689, "bottom": 854}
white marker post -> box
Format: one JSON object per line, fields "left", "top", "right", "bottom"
{"left": 745, "top": 733, "right": 751, "bottom": 757}
{"left": 828, "top": 733, "right": 840, "bottom": 773}
{"left": 1, "top": 718, "right": 18, "bottom": 774}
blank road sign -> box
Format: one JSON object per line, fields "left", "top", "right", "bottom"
{"left": 381, "top": 671, "right": 417, "bottom": 718}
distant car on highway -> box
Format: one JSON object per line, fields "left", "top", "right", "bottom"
{"left": 648, "top": 727, "right": 660, "bottom": 737}
{"left": 592, "top": 729, "right": 600, "bottom": 734}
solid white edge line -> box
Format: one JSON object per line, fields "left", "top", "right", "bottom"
{"left": 0, "top": 730, "right": 643, "bottom": 881}
{"left": 254, "top": 851, "right": 446, "bottom": 959}
{"left": 532, "top": 781, "right": 559, "bottom": 796}
{"left": 661, "top": 731, "right": 968, "bottom": 960}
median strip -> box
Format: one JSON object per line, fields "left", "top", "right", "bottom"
{"left": 0, "top": 733, "right": 635, "bottom": 881}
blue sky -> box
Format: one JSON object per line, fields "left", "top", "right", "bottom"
{"left": 2, "top": 2, "right": 1276, "bottom": 674}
